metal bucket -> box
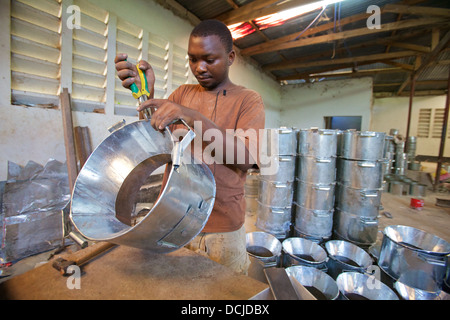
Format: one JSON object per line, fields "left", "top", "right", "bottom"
{"left": 296, "top": 156, "right": 336, "bottom": 184}
{"left": 409, "top": 161, "right": 421, "bottom": 171}
{"left": 295, "top": 179, "right": 335, "bottom": 211}
{"left": 255, "top": 201, "right": 292, "bottom": 238}
{"left": 246, "top": 231, "right": 282, "bottom": 283}
{"left": 286, "top": 266, "right": 340, "bottom": 300}
{"left": 260, "top": 127, "right": 297, "bottom": 156}
{"left": 337, "top": 158, "right": 385, "bottom": 189}
{"left": 333, "top": 209, "right": 379, "bottom": 246}
{"left": 335, "top": 183, "right": 382, "bottom": 217}
{"left": 244, "top": 168, "right": 260, "bottom": 197}
{"left": 411, "top": 183, "right": 427, "bottom": 198}
{"left": 282, "top": 237, "right": 328, "bottom": 269}
{"left": 378, "top": 225, "right": 450, "bottom": 287}
{"left": 245, "top": 195, "right": 258, "bottom": 215}
{"left": 336, "top": 272, "right": 399, "bottom": 300}
{"left": 259, "top": 155, "right": 296, "bottom": 182}
{"left": 394, "top": 270, "right": 445, "bottom": 300}
{"left": 70, "top": 120, "right": 215, "bottom": 253}
{"left": 390, "top": 181, "right": 405, "bottom": 195}
{"left": 324, "top": 240, "right": 373, "bottom": 279}
{"left": 293, "top": 203, "right": 333, "bottom": 240}
{"left": 340, "top": 130, "right": 386, "bottom": 161}
{"left": 298, "top": 128, "right": 338, "bottom": 158}
{"left": 258, "top": 179, "right": 294, "bottom": 208}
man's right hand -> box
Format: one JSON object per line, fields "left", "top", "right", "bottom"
{"left": 114, "top": 53, "right": 155, "bottom": 96}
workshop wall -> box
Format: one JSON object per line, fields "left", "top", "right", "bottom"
{"left": 372, "top": 95, "right": 450, "bottom": 157}
{"left": 279, "top": 78, "right": 373, "bottom": 130}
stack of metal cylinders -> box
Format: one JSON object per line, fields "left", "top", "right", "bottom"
{"left": 383, "top": 135, "right": 395, "bottom": 178}
{"left": 334, "top": 130, "right": 386, "bottom": 248}
{"left": 293, "top": 128, "right": 338, "bottom": 243}
{"left": 406, "top": 136, "right": 420, "bottom": 170}
{"left": 257, "top": 127, "right": 297, "bottom": 239}
{"left": 394, "top": 139, "right": 407, "bottom": 176}
{"left": 244, "top": 169, "right": 260, "bottom": 217}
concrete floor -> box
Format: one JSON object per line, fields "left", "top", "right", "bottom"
{"left": 2, "top": 188, "right": 449, "bottom": 287}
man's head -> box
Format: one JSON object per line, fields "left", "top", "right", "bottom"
{"left": 188, "top": 19, "right": 235, "bottom": 90}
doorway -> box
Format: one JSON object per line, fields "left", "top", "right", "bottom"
{"left": 324, "top": 116, "right": 362, "bottom": 131}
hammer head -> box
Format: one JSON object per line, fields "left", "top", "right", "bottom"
{"left": 52, "top": 258, "right": 76, "bottom": 276}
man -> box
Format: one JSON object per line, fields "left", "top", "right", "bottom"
{"left": 115, "top": 19, "right": 265, "bottom": 274}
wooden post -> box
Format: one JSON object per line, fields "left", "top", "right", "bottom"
{"left": 405, "top": 73, "right": 415, "bottom": 153}
{"left": 434, "top": 68, "right": 450, "bottom": 191}
{"left": 60, "top": 88, "right": 78, "bottom": 192}
{"left": 74, "top": 126, "right": 92, "bottom": 169}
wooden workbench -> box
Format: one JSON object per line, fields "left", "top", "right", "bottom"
{"left": 0, "top": 245, "right": 268, "bottom": 300}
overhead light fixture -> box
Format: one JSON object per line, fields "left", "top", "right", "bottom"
{"left": 228, "top": 0, "right": 346, "bottom": 40}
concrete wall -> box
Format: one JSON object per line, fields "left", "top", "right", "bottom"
{"left": 279, "top": 77, "right": 373, "bottom": 130}
{"left": 372, "top": 95, "right": 450, "bottom": 157}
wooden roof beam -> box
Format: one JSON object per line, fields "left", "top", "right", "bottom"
{"left": 397, "top": 30, "right": 450, "bottom": 95}
{"left": 264, "top": 50, "right": 417, "bottom": 71}
{"left": 383, "top": 4, "right": 450, "bottom": 18}
{"left": 242, "top": 17, "right": 446, "bottom": 56}
{"left": 278, "top": 66, "right": 408, "bottom": 81}
{"left": 215, "top": 0, "right": 317, "bottom": 25}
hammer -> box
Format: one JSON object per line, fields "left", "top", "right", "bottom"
{"left": 52, "top": 241, "right": 116, "bottom": 276}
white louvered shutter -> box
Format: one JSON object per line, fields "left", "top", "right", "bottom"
{"left": 417, "top": 108, "right": 431, "bottom": 138}
{"left": 71, "top": 0, "right": 108, "bottom": 113}
{"left": 114, "top": 19, "right": 143, "bottom": 116}
{"left": 171, "top": 44, "right": 190, "bottom": 92}
{"left": 10, "top": 0, "right": 62, "bottom": 108}
{"left": 148, "top": 33, "right": 169, "bottom": 99}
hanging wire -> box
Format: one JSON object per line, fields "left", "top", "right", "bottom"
{"left": 331, "top": 2, "right": 337, "bottom": 59}
{"left": 293, "top": 5, "right": 328, "bottom": 41}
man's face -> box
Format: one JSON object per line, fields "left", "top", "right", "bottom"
{"left": 188, "top": 35, "right": 234, "bottom": 90}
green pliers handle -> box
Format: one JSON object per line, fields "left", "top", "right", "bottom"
{"left": 126, "top": 59, "right": 151, "bottom": 119}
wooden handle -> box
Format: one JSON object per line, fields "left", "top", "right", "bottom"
{"left": 71, "top": 242, "right": 116, "bottom": 266}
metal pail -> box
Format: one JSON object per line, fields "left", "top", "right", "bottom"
{"left": 286, "top": 265, "right": 339, "bottom": 300}
{"left": 336, "top": 272, "right": 399, "bottom": 300}
{"left": 246, "top": 231, "right": 282, "bottom": 283}
{"left": 295, "top": 179, "right": 335, "bottom": 211}
{"left": 255, "top": 201, "right": 292, "bottom": 238}
{"left": 340, "top": 130, "right": 386, "bottom": 161}
{"left": 378, "top": 225, "right": 450, "bottom": 287}
{"left": 282, "top": 237, "right": 327, "bottom": 269}
{"left": 70, "top": 120, "right": 215, "bottom": 253}
{"left": 293, "top": 203, "right": 333, "bottom": 239}
{"left": 324, "top": 240, "right": 373, "bottom": 279}
{"left": 298, "top": 128, "right": 338, "bottom": 158}
{"left": 296, "top": 155, "right": 336, "bottom": 185}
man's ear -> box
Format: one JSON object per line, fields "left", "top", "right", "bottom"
{"left": 228, "top": 50, "right": 236, "bottom": 66}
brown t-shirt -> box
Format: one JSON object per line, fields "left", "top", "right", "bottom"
{"left": 168, "top": 84, "right": 265, "bottom": 233}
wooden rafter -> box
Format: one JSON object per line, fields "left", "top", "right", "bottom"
{"left": 278, "top": 66, "right": 404, "bottom": 81}
{"left": 397, "top": 30, "right": 450, "bottom": 95}
{"left": 383, "top": 4, "right": 450, "bottom": 18}
{"left": 265, "top": 50, "right": 417, "bottom": 72}
{"left": 215, "top": 0, "right": 317, "bottom": 25}
{"left": 242, "top": 17, "right": 446, "bottom": 56}
{"left": 240, "top": 11, "right": 371, "bottom": 56}
{"left": 263, "top": 29, "right": 429, "bottom": 71}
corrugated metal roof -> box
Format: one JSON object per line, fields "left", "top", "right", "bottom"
{"left": 170, "top": 0, "right": 450, "bottom": 95}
